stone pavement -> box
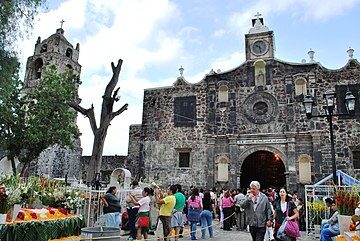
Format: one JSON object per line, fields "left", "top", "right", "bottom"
{"left": 170, "top": 226, "right": 317, "bottom": 241}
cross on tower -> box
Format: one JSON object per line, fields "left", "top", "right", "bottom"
{"left": 254, "top": 12, "right": 262, "bottom": 19}
{"left": 60, "top": 19, "right": 65, "bottom": 29}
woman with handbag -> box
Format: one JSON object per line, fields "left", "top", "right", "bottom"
{"left": 129, "top": 187, "right": 151, "bottom": 240}
{"left": 273, "top": 188, "right": 300, "bottom": 241}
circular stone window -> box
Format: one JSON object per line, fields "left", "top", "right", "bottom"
{"left": 243, "top": 92, "right": 278, "bottom": 124}
{"left": 253, "top": 101, "right": 268, "bottom": 115}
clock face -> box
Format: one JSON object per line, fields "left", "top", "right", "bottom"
{"left": 251, "top": 40, "right": 268, "bottom": 55}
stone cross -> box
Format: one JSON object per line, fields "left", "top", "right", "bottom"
{"left": 60, "top": 19, "right": 65, "bottom": 29}
{"left": 254, "top": 12, "right": 262, "bottom": 19}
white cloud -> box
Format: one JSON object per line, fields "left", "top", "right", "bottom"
{"left": 227, "top": 0, "right": 360, "bottom": 34}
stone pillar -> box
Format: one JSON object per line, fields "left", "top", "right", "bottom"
{"left": 207, "top": 137, "right": 216, "bottom": 189}
{"left": 229, "top": 137, "right": 238, "bottom": 188}
{"left": 311, "top": 131, "right": 323, "bottom": 182}
{"left": 286, "top": 134, "right": 297, "bottom": 192}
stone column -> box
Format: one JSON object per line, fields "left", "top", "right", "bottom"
{"left": 286, "top": 133, "right": 297, "bottom": 192}
{"left": 207, "top": 137, "right": 216, "bottom": 189}
{"left": 229, "top": 137, "right": 238, "bottom": 188}
{"left": 311, "top": 131, "right": 323, "bottom": 182}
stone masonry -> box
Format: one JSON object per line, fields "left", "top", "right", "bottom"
{"left": 128, "top": 16, "right": 360, "bottom": 193}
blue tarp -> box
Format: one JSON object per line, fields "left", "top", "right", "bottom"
{"left": 313, "top": 170, "right": 359, "bottom": 186}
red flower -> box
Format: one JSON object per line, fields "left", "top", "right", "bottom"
{"left": 30, "top": 213, "right": 37, "bottom": 219}
{"left": 58, "top": 208, "right": 68, "bottom": 215}
{"left": 17, "top": 212, "right": 25, "bottom": 220}
{"left": 49, "top": 209, "right": 55, "bottom": 215}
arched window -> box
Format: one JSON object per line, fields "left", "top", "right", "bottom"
{"left": 218, "top": 85, "right": 228, "bottom": 102}
{"left": 254, "top": 60, "right": 266, "bottom": 86}
{"left": 217, "top": 157, "right": 229, "bottom": 182}
{"left": 40, "top": 44, "right": 47, "bottom": 53}
{"left": 294, "top": 77, "right": 307, "bottom": 96}
{"left": 66, "top": 64, "right": 73, "bottom": 70}
{"left": 33, "top": 58, "right": 43, "bottom": 79}
{"left": 298, "top": 154, "right": 312, "bottom": 184}
{"left": 66, "top": 48, "right": 73, "bottom": 58}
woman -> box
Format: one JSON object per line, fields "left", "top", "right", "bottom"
{"left": 188, "top": 188, "right": 203, "bottom": 240}
{"left": 273, "top": 187, "right": 299, "bottom": 241}
{"left": 320, "top": 200, "right": 339, "bottom": 241}
{"left": 200, "top": 191, "right": 216, "bottom": 238}
{"left": 129, "top": 187, "right": 151, "bottom": 240}
{"left": 221, "top": 190, "right": 234, "bottom": 231}
{"left": 103, "top": 186, "right": 121, "bottom": 227}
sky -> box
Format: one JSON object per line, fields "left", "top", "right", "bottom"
{"left": 17, "top": 0, "right": 360, "bottom": 156}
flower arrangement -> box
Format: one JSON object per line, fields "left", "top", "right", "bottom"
{"left": 64, "top": 190, "right": 84, "bottom": 211}
{"left": 308, "top": 200, "right": 328, "bottom": 225}
{"left": 334, "top": 185, "right": 360, "bottom": 216}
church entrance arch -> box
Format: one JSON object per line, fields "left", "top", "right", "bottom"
{"left": 240, "top": 150, "right": 286, "bottom": 189}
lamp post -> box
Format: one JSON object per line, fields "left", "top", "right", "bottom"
{"left": 303, "top": 89, "right": 356, "bottom": 185}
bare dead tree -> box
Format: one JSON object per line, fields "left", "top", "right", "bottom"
{"left": 69, "top": 59, "right": 128, "bottom": 183}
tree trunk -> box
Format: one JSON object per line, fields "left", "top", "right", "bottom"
{"left": 20, "top": 162, "right": 28, "bottom": 176}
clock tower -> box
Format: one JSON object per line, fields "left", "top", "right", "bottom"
{"left": 245, "top": 13, "right": 275, "bottom": 61}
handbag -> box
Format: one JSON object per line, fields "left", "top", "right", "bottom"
{"left": 138, "top": 215, "right": 150, "bottom": 228}
{"left": 284, "top": 203, "right": 301, "bottom": 238}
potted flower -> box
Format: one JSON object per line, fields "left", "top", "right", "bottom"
{"left": 334, "top": 185, "right": 360, "bottom": 234}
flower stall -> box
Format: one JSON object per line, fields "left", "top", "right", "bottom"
{"left": 0, "top": 175, "right": 86, "bottom": 241}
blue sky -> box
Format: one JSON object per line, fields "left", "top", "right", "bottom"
{"left": 18, "top": 0, "right": 360, "bottom": 156}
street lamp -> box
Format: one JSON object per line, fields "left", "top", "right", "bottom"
{"left": 303, "top": 89, "right": 356, "bottom": 185}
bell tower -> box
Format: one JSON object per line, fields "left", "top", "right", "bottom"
{"left": 24, "top": 26, "right": 81, "bottom": 90}
{"left": 245, "top": 13, "right": 275, "bottom": 61}
{"left": 23, "top": 26, "right": 82, "bottom": 178}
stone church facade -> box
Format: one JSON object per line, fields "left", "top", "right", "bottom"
{"left": 128, "top": 16, "right": 360, "bottom": 193}
{"left": 23, "top": 28, "right": 82, "bottom": 178}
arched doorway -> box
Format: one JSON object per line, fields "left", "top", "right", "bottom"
{"left": 240, "top": 150, "right": 286, "bottom": 189}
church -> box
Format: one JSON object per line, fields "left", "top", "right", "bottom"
{"left": 127, "top": 15, "right": 360, "bottom": 193}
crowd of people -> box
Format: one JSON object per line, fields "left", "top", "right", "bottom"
{"left": 102, "top": 180, "right": 307, "bottom": 241}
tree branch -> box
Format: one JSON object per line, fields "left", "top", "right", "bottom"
{"left": 111, "top": 103, "right": 129, "bottom": 120}
{"left": 68, "top": 101, "right": 98, "bottom": 133}
{"left": 104, "top": 59, "right": 123, "bottom": 98}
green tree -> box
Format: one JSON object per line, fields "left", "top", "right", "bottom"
{"left": 19, "top": 65, "right": 80, "bottom": 174}
{"left": 0, "top": 49, "right": 25, "bottom": 174}
{"left": 0, "top": 0, "right": 44, "bottom": 48}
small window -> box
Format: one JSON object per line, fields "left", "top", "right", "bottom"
{"left": 218, "top": 86, "right": 228, "bottom": 102}
{"left": 179, "top": 152, "right": 190, "bottom": 168}
{"left": 254, "top": 60, "right": 266, "bottom": 87}
{"left": 295, "top": 78, "right": 307, "bottom": 96}
{"left": 66, "top": 48, "right": 73, "bottom": 58}
{"left": 40, "top": 44, "right": 47, "bottom": 53}
{"left": 353, "top": 150, "right": 360, "bottom": 169}
{"left": 33, "top": 58, "right": 43, "bottom": 79}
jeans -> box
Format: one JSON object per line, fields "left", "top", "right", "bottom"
{"left": 320, "top": 224, "right": 340, "bottom": 241}
{"left": 200, "top": 210, "right": 213, "bottom": 238}
{"left": 127, "top": 207, "right": 139, "bottom": 239}
{"left": 104, "top": 212, "right": 120, "bottom": 227}
{"left": 235, "top": 209, "right": 246, "bottom": 230}
{"left": 190, "top": 221, "right": 198, "bottom": 240}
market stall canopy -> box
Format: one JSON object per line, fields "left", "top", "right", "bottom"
{"left": 314, "top": 170, "right": 359, "bottom": 186}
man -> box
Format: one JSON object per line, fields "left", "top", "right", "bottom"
{"left": 155, "top": 184, "right": 177, "bottom": 241}
{"left": 126, "top": 180, "right": 143, "bottom": 241}
{"left": 171, "top": 184, "right": 186, "bottom": 241}
{"left": 234, "top": 189, "right": 246, "bottom": 231}
{"left": 241, "top": 181, "right": 273, "bottom": 241}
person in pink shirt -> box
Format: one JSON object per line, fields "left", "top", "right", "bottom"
{"left": 222, "top": 190, "right": 235, "bottom": 231}
{"left": 187, "top": 188, "right": 202, "bottom": 240}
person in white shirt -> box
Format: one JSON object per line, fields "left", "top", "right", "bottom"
{"left": 129, "top": 187, "right": 151, "bottom": 240}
